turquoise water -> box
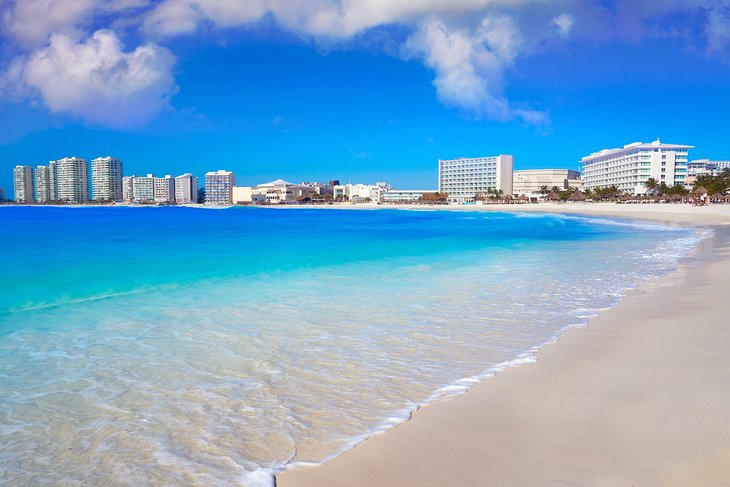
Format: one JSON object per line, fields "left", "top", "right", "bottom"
{"left": 0, "top": 207, "right": 700, "bottom": 485}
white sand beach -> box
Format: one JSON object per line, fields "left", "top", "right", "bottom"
{"left": 278, "top": 203, "right": 730, "bottom": 487}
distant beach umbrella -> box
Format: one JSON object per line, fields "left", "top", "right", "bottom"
{"left": 692, "top": 186, "right": 708, "bottom": 195}
{"left": 568, "top": 190, "right": 586, "bottom": 201}
{"left": 546, "top": 191, "right": 561, "bottom": 201}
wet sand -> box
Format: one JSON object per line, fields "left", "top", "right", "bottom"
{"left": 278, "top": 204, "right": 730, "bottom": 487}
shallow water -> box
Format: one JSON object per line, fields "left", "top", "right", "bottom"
{"left": 0, "top": 207, "right": 701, "bottom": 486}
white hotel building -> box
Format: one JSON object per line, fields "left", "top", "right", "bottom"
{"left": 580, "top": 139, "right": 691, "bottom": 194}
{"left": 438, "top": 155, "right": 513, "bottom": 203}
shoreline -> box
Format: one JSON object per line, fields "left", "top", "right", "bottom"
{"left": 277, "top": 205, "right": 730, "bottom": 487}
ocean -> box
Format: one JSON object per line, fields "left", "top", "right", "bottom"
{"left": 0, "top": 206, "right": 701, "bottom": 486}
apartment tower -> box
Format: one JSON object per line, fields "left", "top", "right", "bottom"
{"left": 55, "top": 157, "right": 89, "bottom": 203}
{"left": 91, "top": 157, "right": 124, "bottom": 202}
{"left": 13, "top": 165, "right": 34, "bottom": 203}
{"left": 35, "top": 165, "right": 50, "bottom": 203}
{"left": 175, "top": 173, "right": 198, "bottom": 204}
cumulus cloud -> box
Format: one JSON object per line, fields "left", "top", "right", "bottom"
{"left": 1, "top": 0, "right": 149, "bottom": 47}
{"left": 5, "top": 29, "right": 177, "bottom": 128}
{"left": 3, "top": 0, "right": 730, "bottom": 129}
{"left": 405, "top": 17, "right": 545, "bottom": 124}
{"left": 2, "top": 0, "right": 97, "bottom": 47}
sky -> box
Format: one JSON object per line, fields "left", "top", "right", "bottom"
{"left": 1, "top": 0, "right": 729, "bottom": 195}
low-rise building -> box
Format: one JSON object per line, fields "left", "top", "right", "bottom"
{"left": 513, "top": 169, "right": 581, "bottom": 196}
{"left": 382, "top": 189, "right": 436, "bottom": 203}
{"left": 686, "top": 159, "right": 730, "bottom": 177}
{"left": 332, "top": 182, "right": 391, "bottom": 202}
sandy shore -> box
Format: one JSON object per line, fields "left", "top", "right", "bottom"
{"left": 277, "top": 204, "right": 730, "bottom": 487}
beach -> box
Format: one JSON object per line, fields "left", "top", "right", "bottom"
{"left": 278, "top": 203, "right": 730, "bottom": 487}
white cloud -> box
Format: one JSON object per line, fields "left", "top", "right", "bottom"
{"left": 552, "top": 13, "right": 573, "bottom": 36}
{"left": 706, "top": 5, "right": 730, "bottom": 55}
{"left": 405, "top": 17, "right": 545, "bottom": 124}
{"left": 5, "top": 29, "right": 177, "bottom": 128}
{"left": 2, "top": 0, "right": 97, "bottom": 47}
{"left": 3, "top": 0, "right": 729, "bottom": 129}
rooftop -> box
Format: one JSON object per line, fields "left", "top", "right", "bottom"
{"left": 581, "top": 138, "right": 694, "bottom": 163}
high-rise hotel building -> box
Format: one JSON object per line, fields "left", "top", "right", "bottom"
{"left": 175, "top": 173, "right": 198, "bottom": 204}
{"left": 580, "top": 139, "right": 692, "bottom": 194}
{"left": 438, "top": 155, "right": 514, "bottom": 203}
{"left": 91, "top": 157, "right": 123, "bottom": 202}
{"left": 205, "top": 170, "right": 236, "bottom": 205}
{"left": 13, "top": 165, "right": 34, "bottom": 203}
{"left": 55, "top": 157, "right": 89, "bottom": 203}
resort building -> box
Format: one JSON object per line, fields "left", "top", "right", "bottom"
{"left": 513, "top": 169, "right": 580, "bottom": 196}
{"left": 332, "top": 182, "right": 392, "bottom": 203}
{"left": 686, "top": 159, "right": 730, "bottom": 176}
{"left": 205, "top": 170, "right": 236, "bottom": 205}
{"left": 154, "top": 175, "right": 175, "bottom": 203}
{"left": 55, "top": 157, "right": 89, "bottom": 203}
{"left": 438, "top": 155, "right": 514, "bottom": 204}
{"left": 175, "top": 173, "right": 198, "bottom": 204}
{"left": 232, "top": 186, "right": 259, "bottom": 204}
{"left": 580, "top": 139, "right": 692, "bottom": 194}
{"left": 131, "top": 175, "right": 155, "bottom": 203}
{"left": 13, "top": 165, "right": 34, "bottom": 203}
{"left": 91, "top": 157, "right": 123, "bottom": 202}
{"left": 382, "top": 189, "right": 436, "bottom": 203}
{"left": 35, "top": 165, "right": 50, "bottom": 203}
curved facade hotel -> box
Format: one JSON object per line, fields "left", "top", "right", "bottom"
{"left": 580, "top": 139, "right": 692, "bottom": 195}
{"left": 438, "top": 155, "right": 514, "bottom": 204}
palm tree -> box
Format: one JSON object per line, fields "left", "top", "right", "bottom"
{"left": 644, "top": 177, "right": 658, "bottom": 195}
{"left": 538, "top": 185, "right": 550, "bottom": 195}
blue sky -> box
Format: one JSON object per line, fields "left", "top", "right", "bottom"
{"left": 1, "top": 1, "right": 729, "bottom": 195}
